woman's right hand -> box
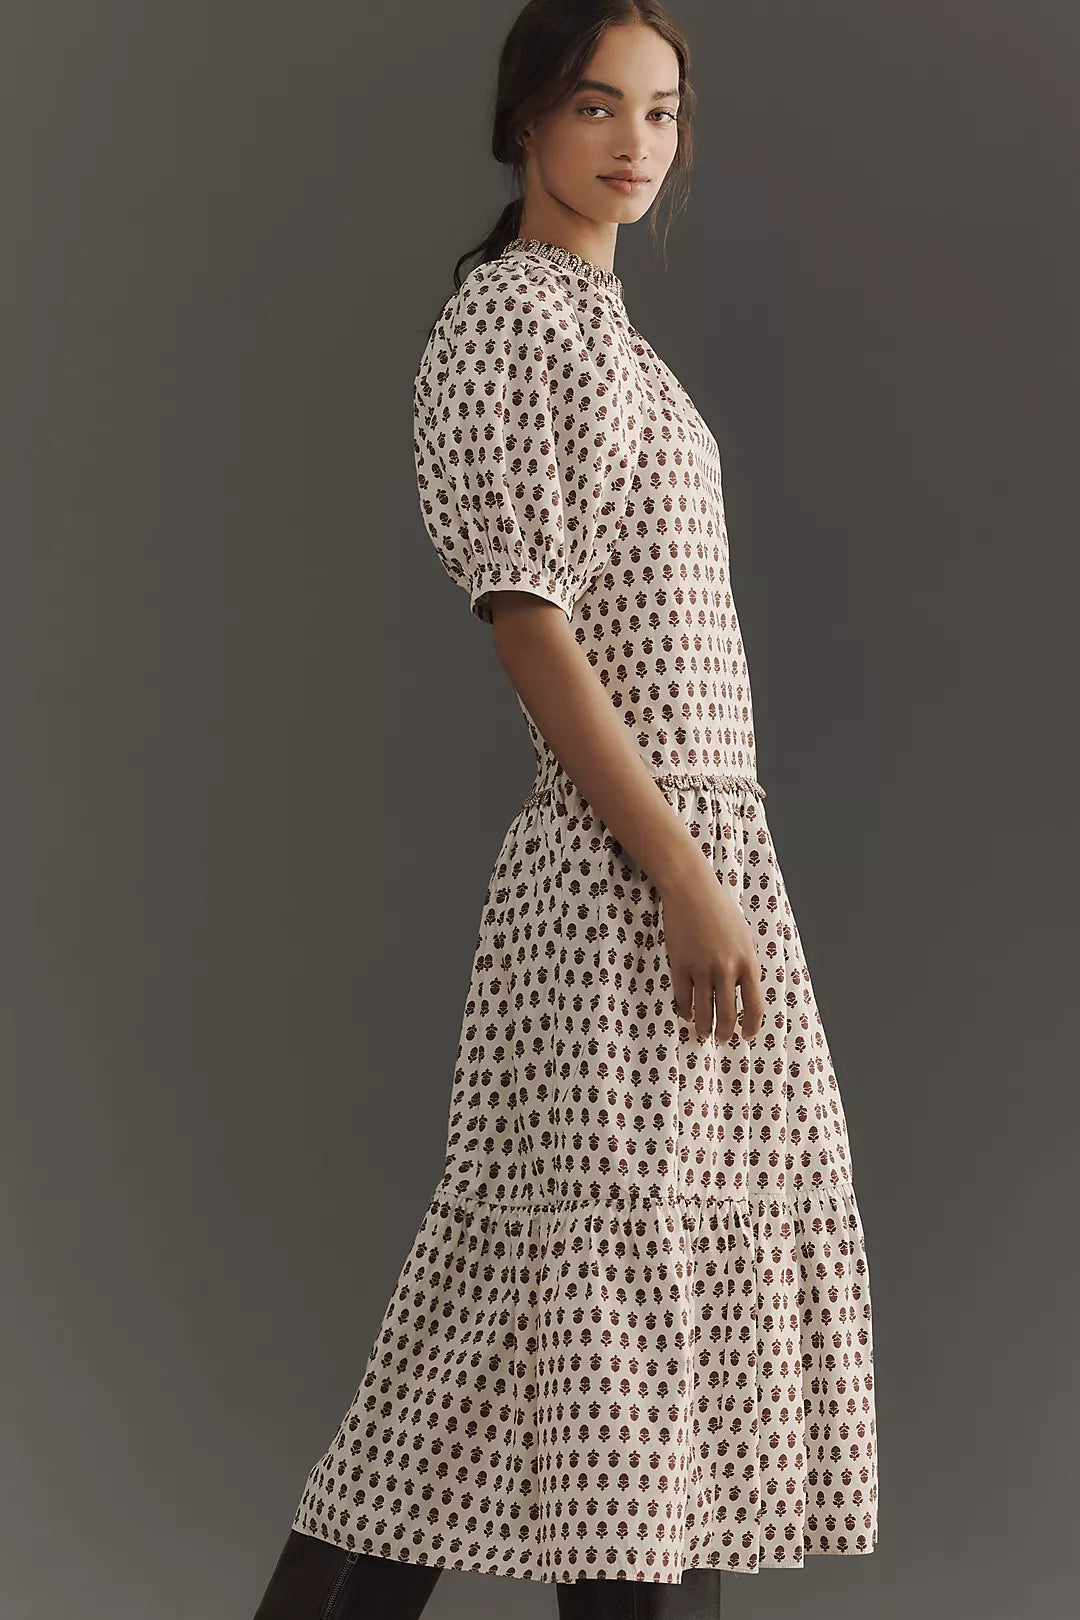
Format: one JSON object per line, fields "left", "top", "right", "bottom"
{"left": 658, "top": 860, "right": 766, "bottom": 1044}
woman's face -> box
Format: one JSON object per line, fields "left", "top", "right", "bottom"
{"left": 520, "top": 23, "right": 681, "bottom": 228}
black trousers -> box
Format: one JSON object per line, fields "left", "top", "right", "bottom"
{"left": 253, "top": 1528, "right": 723, "bottom": 1618}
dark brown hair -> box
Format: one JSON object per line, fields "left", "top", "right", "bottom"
{"left": 452, "top": 0, "right": 695, "bottom": 291}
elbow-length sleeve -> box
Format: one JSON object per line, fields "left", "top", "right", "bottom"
{"left": 413, "top": 260, "right": 632, "bottom": 624}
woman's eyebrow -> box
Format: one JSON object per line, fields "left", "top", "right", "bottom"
{"left": 574, "top": 77, "right": 680, "bottom": 101}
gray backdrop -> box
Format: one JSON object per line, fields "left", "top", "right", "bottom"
{"left": 5, "top": 2, "right": 1078, "bottom": 1616}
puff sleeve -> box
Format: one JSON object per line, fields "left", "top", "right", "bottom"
{"left": 413, "top": 261, "right": 631, "bottom": 624}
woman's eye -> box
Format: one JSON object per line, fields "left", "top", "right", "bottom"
{"left": 579, "top": 105, "right": 678, "bottom": 123}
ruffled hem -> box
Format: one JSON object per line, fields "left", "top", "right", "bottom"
{"left": 291, "top": 1522, "right": 878, "bottom": 1583}
{"left": 291, "top": 1178, "right": 878, "bottom": 1581}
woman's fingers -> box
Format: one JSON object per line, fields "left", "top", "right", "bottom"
{"left": 688, "top": 961, "right": 762, "bottom": 1044}
{"left": 738, "top": 963, "right": 766, "bottom": 1042}
{"left": 693, "top": 981, "right": 716, "bottom": 1042}
{"left": 712, "top": 971, "right": 738, "bottom": 1043}
{"left": 691, "top": 971, "right": 735, "bottom": 1042}
{"left": 672, "top": 967, "right": 694, "bottom": 1023}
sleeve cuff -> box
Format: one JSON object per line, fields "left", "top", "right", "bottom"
{"left": 468, "top": 560, "right": 578, "bottom": 624}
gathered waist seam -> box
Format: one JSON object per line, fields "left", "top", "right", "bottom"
{"left": 522, "top": 767, "right": 766, "bottom": 811}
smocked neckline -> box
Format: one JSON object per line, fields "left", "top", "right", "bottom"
{"left": 500, "top": 237, "right": 623, "bottom": 299}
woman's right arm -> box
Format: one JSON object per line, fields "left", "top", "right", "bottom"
{"left": 489, "top": 591, "right": 766, "bottom": 1048}
{"left": 414, "top": 262, "right": 765, "bottom": 1046}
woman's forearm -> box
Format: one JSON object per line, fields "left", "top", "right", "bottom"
{"left": 490, "top": 594, "right": 708, "bottom": 897}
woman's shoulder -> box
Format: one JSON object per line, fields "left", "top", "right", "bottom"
{"left": 448, "top": 244, "right": 635, "bottom": 331}
{"left": 416, "top": 253, "right": 607, "bottom": 393}
{"left": 445, "top": 253, "right": 590, "bottom": 332}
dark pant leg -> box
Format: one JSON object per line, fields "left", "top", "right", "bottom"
{"left": 554, "top": 1576, "right": 634, "bottom": 1620}
{"left": 556, "top": 1568, "right": 722, "bottom": 1620}
{"left": 252, "top": 1528, "right": 443, "bottom": 1620}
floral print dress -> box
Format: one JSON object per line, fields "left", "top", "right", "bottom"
{"left": 291, "top": 236, "right": 879, "bottom": 1584}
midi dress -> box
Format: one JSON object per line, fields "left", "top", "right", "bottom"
{"left": 291, "top": 235, "right": 878, "bottom": 1584}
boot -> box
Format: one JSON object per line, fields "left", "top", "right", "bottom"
{"left": 555, "top": 1567, "right": 722, "bottom": 1620}
{"left": 251, "top": 1528, "right": 443, "bottom": 1619}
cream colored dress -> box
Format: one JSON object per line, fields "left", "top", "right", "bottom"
{"left": 291, "top": 236, "right": 879, "bottom": 1584}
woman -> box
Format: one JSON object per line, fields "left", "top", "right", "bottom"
{"left": 254, "top": 2, "right": 878, "bottom": 1615}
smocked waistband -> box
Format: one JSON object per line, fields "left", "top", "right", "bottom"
{"left": 522, "top": 766, "right": 767, "bottom": 811}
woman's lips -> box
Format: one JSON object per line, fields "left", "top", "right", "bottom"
{"left": 600, "top": 176, "right": 650, "bottom": 194}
